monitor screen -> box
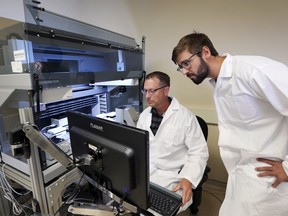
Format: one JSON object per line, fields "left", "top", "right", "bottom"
{"left": 67, "top": 110, "right": 149, "bottom": 211}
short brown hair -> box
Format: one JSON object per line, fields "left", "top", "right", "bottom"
{"left": 146, "top": 71, "right": 170, "bottom": 87}
{"left": 172, "top": 31, "right": 218, "bottom": 64}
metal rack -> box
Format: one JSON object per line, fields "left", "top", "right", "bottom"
{"left": 0, "top": 1, "right": 145, "bottom": 215}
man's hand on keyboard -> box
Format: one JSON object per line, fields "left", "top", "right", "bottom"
{"left": 172, "top": 178, "right": 193, "bottom": 206}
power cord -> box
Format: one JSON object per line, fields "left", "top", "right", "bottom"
{"left": 0, "top": 163, "right": 29, "bottom": 215}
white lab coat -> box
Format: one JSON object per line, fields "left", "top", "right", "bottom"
{"left": 137, "top": 97, "right": 209, "bottom": 211}
{"left": 210, "top": 54, "right": 288, "bottom": 216}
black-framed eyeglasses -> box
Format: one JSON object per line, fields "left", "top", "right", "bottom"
{"left": 177, "top": 51, "right": 200, "bottom": 72}
{"left": 142, "top": 85, "right": 167, "bottom": 95}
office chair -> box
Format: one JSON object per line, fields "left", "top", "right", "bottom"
{"left": 189, "top": 115, "right": 211, "bottom": 214}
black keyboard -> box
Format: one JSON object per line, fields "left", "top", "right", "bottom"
{"left": 148, "top": 182, "right": 182, "bottom": 216}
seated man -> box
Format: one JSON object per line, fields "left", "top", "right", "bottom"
{"left": 137, "top": 71, "right": 209, "bottom": 212}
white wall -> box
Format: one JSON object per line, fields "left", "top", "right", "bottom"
{"left": 0, "top": 0, "right": 25, "bottom": 22}
{"left": 125, "top": 0, "right": 288, "bottom": 110}
{"left": 1, "top": 0, "right": 288, "bottom": 184}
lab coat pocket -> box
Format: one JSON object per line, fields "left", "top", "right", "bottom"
{"left": 232, "top": 94, "right": 262, "bottom": 122}
{"left": 161, "top": 124, "right": 184, "bottom": 146}
{"left": 274, "top": 182, "right": 288, "bottom": 198}
{"left": 156, "top": 124, "right": 180, "bottom": 155}
{"left": 217, "top": 94, "right": 258, "bottom": 124}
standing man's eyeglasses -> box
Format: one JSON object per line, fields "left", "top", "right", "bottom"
{"left": 177, "top": 51, "right": 200, "bottom": 72}
{"left": 142, "top": 86, "right": 167, "bottom": 95}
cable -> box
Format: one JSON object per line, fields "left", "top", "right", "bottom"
{"left": 0, "top": 163, "right": 28, "bottom": 216}
{"left": 69, "top": 197, "right": 95, "bottom": 203}
{"left": 64, "top": 187, "right": 81, "bottom": 205}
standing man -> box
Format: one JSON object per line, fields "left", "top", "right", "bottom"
{"left": 136, "top": 71, "right": 208, "bottom": 212}
{"left": 172, "top": 32, "right": 288, "bottom": 216}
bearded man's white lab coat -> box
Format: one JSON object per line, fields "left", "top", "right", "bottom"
{"left": 137, "top": 97, "right": 209, "bottom": 211}
{"left": 210, "top": 54, "right": 288, "bottom": 216}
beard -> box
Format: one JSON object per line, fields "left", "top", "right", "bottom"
{"left": 188, "top": 57, "right": 209, "bottom": 85}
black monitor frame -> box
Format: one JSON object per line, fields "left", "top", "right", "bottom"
{"left": 67, "top": 110, "right": 149, "bottom": 212}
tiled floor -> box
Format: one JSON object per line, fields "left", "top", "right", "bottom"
{"left": 179, "top": 181, "right": 226, "bottom": 216}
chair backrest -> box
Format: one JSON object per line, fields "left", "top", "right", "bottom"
{"left": 190, "top": 115, "right": 210, "bottom": 214}
{"left": 196, "top": 116, "right": 208, "bottom": 141}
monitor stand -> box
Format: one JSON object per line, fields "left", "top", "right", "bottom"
{"left": 68, "top": 201, "right": 126, "bottom": 216}
{"left": 68, "top": 173, "right": 139, "bottom": 215}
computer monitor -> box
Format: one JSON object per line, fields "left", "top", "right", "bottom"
{"left": 67, "top": 110, "right": 149, "bottom": 211}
